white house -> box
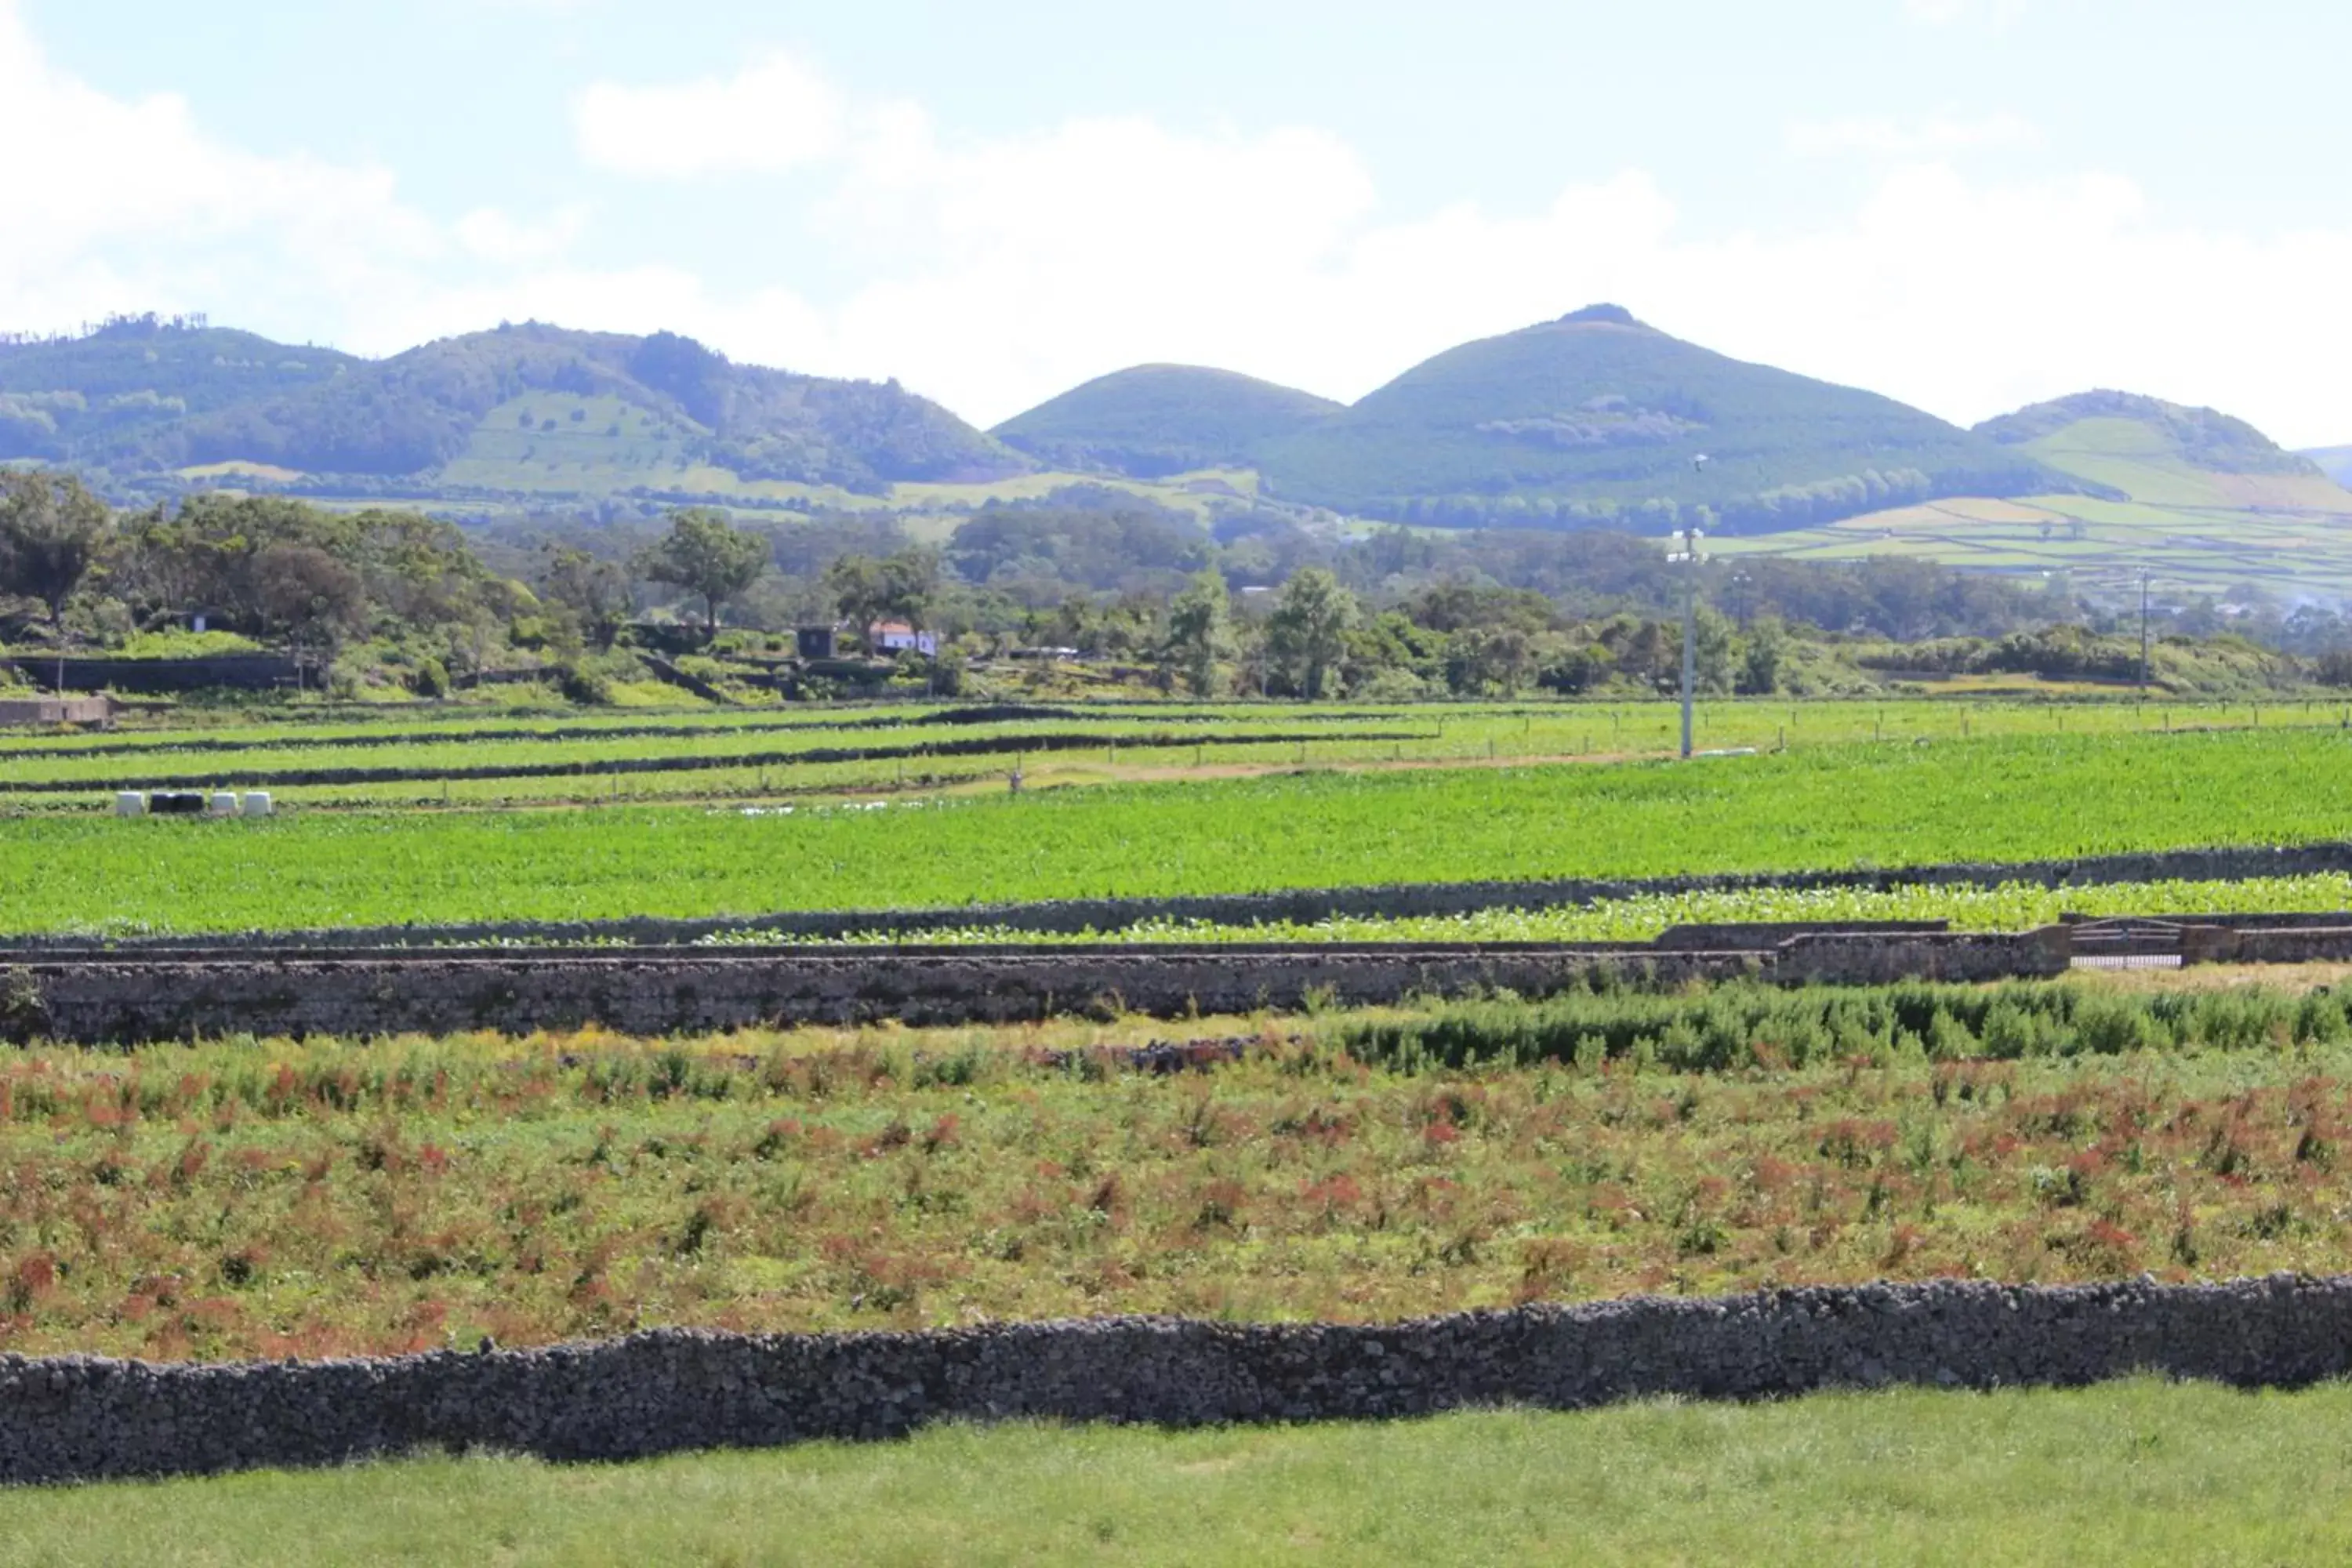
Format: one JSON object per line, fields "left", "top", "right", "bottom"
{"left": 869, "top": 621, "right": 939, "bottom": 657}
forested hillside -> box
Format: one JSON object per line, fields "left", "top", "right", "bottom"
{"left": 0, "top": 316, "right": 1026, "bottom": 496}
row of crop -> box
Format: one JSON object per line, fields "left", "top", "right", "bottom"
{"left": 0, "top": 709, "right": 1457, "bottom": 786}
{"left": 0, "top": 702, "right": 1064, "bottom": 763}
{"left": 0, "top": 724, "right": 1436, "bottom": 794}
{"left": 1331, "top": 978, "right": 2352, "bottom": 1075}
{"left": 684, "top": 873, "right": 2352, "bottom": 949}
{"left": 0, "top": 698, "right": 1470, "bottom": 760}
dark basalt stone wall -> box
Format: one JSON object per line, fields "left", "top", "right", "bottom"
{"left": 5, "top": 1276, "right": 2350, "bottom": 1487}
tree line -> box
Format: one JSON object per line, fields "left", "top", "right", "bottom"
{"left": 1, "top": 470, "right": 2329, "bottom": 702}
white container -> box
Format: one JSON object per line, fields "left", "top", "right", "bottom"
{"left": 241, "top": 792, "right": 274, "bottom": 818}
{"left": 114, "top": 792, "right": 147, "bottom": 818}
{"left": 209, "top": 792, "right": 240, "bottom": 817}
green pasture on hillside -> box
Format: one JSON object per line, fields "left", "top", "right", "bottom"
{"left": 5, "top": 727, "right": 2352, "bottom": 934}
{"left": 5, "top": 1382, "right": 2350, "bottom": 1565}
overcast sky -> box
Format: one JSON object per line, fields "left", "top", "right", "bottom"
{"left": 7, "top": 0, "right": 2352, "bottom": 442}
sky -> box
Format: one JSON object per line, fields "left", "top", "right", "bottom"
{"left": 7, "top": 0, "right": 2352, "bottom": 443}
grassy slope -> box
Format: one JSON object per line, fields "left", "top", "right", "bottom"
{"left": 993, "top": 364, "right": 1343, "bottom": 477}
{"left": 5, "top": 1384, "right": 2350, "bottom": 1564}
{"left": 1251, "top": 311, "right": 2045, "bottom": 515}
{"left": 5, "top": 728, "right": 2352, "bottom": 932}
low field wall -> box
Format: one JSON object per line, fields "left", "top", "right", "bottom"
{"left": 0, "top": 928, "right": 2128, "bottom": 1044}
{"left": 13, "top": 840, "right": 2350, "bottom": 953}
{"left": 5, "top": 1276, "right": 2350, "bottom": 1486}
{"left": 10, "top": 654, "right": 299, "bottom": 694}
{"left": 0, "top": 946, "right": 1759, "bottom": 1044}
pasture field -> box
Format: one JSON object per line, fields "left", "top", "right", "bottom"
{"left": 5, "top": 727, "right": 2352, "bottom": 935}
{"left": 4, "top": 978, "right": 2351, "bottom": 1359}
{"left": 5, "top": 1381, "right": 2350, "bottom": 1565}
{"left": 1714, "top": 491, "right": 2352, "bottom": 600}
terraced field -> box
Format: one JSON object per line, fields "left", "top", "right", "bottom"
{"left": 13, "top": 690, "right": 2352, "bottom": 1528}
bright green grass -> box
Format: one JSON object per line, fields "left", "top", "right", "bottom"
{"left": 5, "top": 1381, "right": 2350, "bottom": 1565}
{"left": 6, "top": 728, "right": 2352, "bottom": 935}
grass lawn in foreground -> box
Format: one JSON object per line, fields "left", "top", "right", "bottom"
{"left": 3, "top": 1380, "right": 2348, "bottom": 1565}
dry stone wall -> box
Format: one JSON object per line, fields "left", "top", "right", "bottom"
{"left": 5, "top": 1276, "right": 2352, "bottom": 1486}
{"left": 0, "top": 946, "right": 1758, "bottom": 1044}
{"left": 0, "top": 927, "right": 2101, "bottom": 1045}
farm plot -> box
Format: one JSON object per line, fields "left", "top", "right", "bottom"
{"left": 0, "top": 717, "right": 1440, "bottom": 804}
{"left": 3, "top": 728, "right": 2351, "bottom": 935}
{"left": 4, "top": 978, "right": 2352, "bottom": 1359}
{"left": 4, "top": 696, "right": 2337, "bottom": 812}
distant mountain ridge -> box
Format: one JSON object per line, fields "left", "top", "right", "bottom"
{"left": 995, "top": 306, "right": 2069, "bottom": 535}
{"left": 0, "top": 316, "right": 1026, "bottom": 496}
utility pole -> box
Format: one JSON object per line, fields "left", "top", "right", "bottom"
{"left": 2140, "top": 570, "right": 2152, "bottom": 692}
{"left": 1667, "top": 524, "right": 1708, "bottom": 758}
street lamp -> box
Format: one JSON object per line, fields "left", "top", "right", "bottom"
{"left": 1667, "top": 524, "right": 1708, "bottom": 758}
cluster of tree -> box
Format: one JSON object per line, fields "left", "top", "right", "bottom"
{"left": 0, "top": 474, "right": 528, "bottom": 687}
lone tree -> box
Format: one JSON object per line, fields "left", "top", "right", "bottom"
{"left": 0, "top": 471, "right": 111, "bottom": 691}
{"left": 1163, "top": 569, "right": 1234, "bottom": 696}
{"left": 1266, "top": 566, "right": 1357, "bottom": 699}
{"left": 639, "top": 508, "right": 768, "bottom": 640}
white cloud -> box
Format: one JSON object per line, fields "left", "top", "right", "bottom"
{"left": 573, "top": 50, "right": 846, "bottom": 177}
{"left": 1786, "top": 112, "right": 2040, "bottom": 158}
{"left": 455, "top": 205, "right": 590, "bottom": 267}
{"left": 0, "top": 0, "right": 565, "bottom": 354}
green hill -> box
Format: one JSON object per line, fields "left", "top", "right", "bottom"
{"left": 1248, "top": 305, "right": 2063, "bottom": 532}
{"left": 0, "top": 317, "right": 1028, "bottom": 499}
{"left": 993, "top": 365, "right": 1342, "bottom": 477}
{"left": 1976, "top": 390, "right": 2347, "bottom": 508}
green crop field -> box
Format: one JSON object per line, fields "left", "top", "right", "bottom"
{"left": 5, "top": 727, "right": 2352, "bottom": 935}
{"left": 0, "top": 693, "right": 2339, "bottom": 815}
{"left": 5, "top": 1381, "right": 2350, "bottom": 1564}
